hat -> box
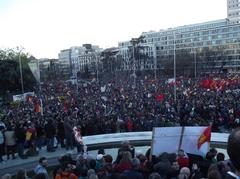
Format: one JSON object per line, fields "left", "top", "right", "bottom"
{"left": 96, "top": 154, "right": 103, "bottom": 160}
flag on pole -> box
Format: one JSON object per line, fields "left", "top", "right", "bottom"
{"left": 197, "top": 126, "right": 211, "bottom": 149}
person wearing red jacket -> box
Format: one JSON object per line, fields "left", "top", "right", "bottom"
{"left": 177, "top": 149, "right": 189, "bottom": 168}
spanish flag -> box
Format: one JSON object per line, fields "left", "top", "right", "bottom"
{"left": 197, "top": 126, "right": 211, "bottom": 149}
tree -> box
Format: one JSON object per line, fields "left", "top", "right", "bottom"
{"left": 101, "top": 48, "right": 119, "bottom": 80}
{"left": 129, "top": 36, "right": 150, "bottom": 75}
{"left": 0, "top": 48, "right": 36, "bottom": 96}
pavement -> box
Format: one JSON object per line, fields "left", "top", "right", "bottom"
{"left": 0, "top": 145, "right": 149, "bottom": 177}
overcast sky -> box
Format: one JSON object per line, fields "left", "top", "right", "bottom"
{"left": 0, "top": 0, "right": 226, "bottom": 59}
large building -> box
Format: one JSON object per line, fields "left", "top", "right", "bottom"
{"left": 228, "top": 0, "right": 240, "bottom": 24}
{"left": 58, "top": 44, "right": 103, "bottom": 79}
{"left": 118, "top": 0, "right": 240, "bottom": 75}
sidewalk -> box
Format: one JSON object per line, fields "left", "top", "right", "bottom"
{"left": 0, "top": 146, "right": 78, "bottom": 176}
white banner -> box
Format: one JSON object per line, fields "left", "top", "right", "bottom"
{"left": 13, "top": 92, "right": 35, "bottom": 101}
{"left": 152, "top": 126, "right": 211, "bottom": 157}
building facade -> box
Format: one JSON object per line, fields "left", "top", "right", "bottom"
{"left": 118, "top": 1, "right": 240, "bottom": 75}
{"left": 228, "top": 0, "right": 240, "bottom": 24}
{"left": 58, "top": 49, "right": 72, "bottom": 78}
{"left": 58, "top": 45, "right": 103, "bottom": 79}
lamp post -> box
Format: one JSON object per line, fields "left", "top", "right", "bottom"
{"left": 95, "top": 53, "right": 99, "bottom": 83}
{"left": 19, "top": 52, "right": 24, "bottom": 95}
{"left": 173, "top": 32, "right": 176, "bottom": 102}
{"left": 133, "top": 44, "right": 136, "bottom": 87}
{"left": 194, "top": 49, "right": 197, "bottom": 78}
{"left": 154, "top": 44, "right": 157, "bottom": 80}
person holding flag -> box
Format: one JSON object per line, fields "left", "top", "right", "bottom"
{"left": 73, "top": 126, "right": 84, "bottom": 153}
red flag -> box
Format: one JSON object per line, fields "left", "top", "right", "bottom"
{"left": 35, "top": 102, "right": 41, "bottom": 113}
{"left": 197, "top": 126, "right": 211, "bottom": 149}
{"left": 156, "top": 94, "right": 164, "bottom": 101}
{"left": 201, "top": 79, "right": 212, "bottom": 88}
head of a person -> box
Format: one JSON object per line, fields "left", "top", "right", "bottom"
{"left": 103, "top": 154, "right": 113, "bottom": 164}
{"left": 207, "top": 164, "right": 222, "bottom": 179}
{"left": 39, "top": 157, "right": 48, "bottom": 167}
{"left": 34, "top": 173, "right": 47, "bottom": 179}
{"left": 216, "top": 152, "right": 225, "bottom": 162}
{"left": 210, "top": 148, "right": 218, "bottom": 157}
{"left": 227, "top": 128, "right": 240, "bottom": 172}
{"left": 178, "top": 167, "right": 191, "bottom": 179}
{"left": 148, "top": 172, "right": 162, "bottom": 179}
{"left": 16, "top": 169, "right": 27, "bottom": 179}
{"left": 131, "top": 158, "right": 140, "bottom": 169}
{"left": 121, "top": 140, "right": 130, "bottom": 148}
{"left": 87, "top": 169, "right": 96, "bottom": 178}
{"left": 120, "top": 151, "right": 132, "bottom": 163}
{"left": 96, "top": 154, "right": 104, "bottom": 162}
{"left": 206, "top": 151, "right": 214, "bottom": 161}
{"left": 178, "top": 149, "right": 185, "bottom": 157}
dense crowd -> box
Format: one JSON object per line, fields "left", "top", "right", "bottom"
{"left": 2, "top": 128, "right": 240, "bottom": 179}
{"left": 0, "top": 73, "right": 240, "bottom": 161}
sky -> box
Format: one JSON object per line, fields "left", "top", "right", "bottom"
{"left": 0, "top": 0, "right": 227, "bottom": 59}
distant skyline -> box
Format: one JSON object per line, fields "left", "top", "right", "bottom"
{"left": 0, "top": 0, "right": 226, "bottom": 59}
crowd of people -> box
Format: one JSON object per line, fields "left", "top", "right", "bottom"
{"left": 0, "top": 73, "right": 240, "bottom": 178}
{"left": 2, "top": 127, "right": 240, "bottom": 179}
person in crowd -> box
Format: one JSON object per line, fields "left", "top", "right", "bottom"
{"left": 178, "top": 167, "right": 191, "bottom": 179}
{"left": 122, "top": 157, "right": 144, "bottom": 179}
{"left": 64, "top": 118, "right": 74, "bottom": 150}
{"left": 0, "top": 123, "right": 5, "bottom": 162}
{"left": 16, "top": 169, "right": 30, "bottom": 179}
{"left": 216, "top": 152, "right": 225, "bottom": 162}
{"left": 226, "top": 128, "right": 240, "bottom": 179}
{"left": 177, "top": 149, "right": 189, "bottom": 169}
{"left": 44, "top": 119, "right": 56, "bottom": 152}
{"left": 56, "top": 118, "right": 65, "bottom": 148}
{"left": 114, "top": 151, "right": 133, "bottom": 173}
{"left": 25, "top": 121, "right": 37, "bottom": 156}
{"left": 34, "top": 157, "right": 49, "bottom": 179}
{"left": 118, "top": 140, "right": 135, "bottom": 158}
{"left": 148, "top": 172, "right": 162, "bottom": 179}
{"left": 55, "top": 163, "right": 78, "bottom": 179}
{"left": 35, "top": 120, "right": 45, "bottom": 151}
{"left": 4, "top": 125, "right": 16, "bottom": 159}
{"left": 73, "top": 126, "right": 84, "bottom": 153}
{"left": 35, "top": 173, "right": 48, "bottom": 179}
{"left": 15, "top": 121, "right": 27, "bottom": 159}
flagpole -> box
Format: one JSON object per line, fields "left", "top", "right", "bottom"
{"left": 178, "top": 126, "right": 185, "bottom": 151}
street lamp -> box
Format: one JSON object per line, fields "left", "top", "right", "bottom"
{"left": 95, "top": 53, "right": 99, "bottom": 83}
{"left": 18, "top": 52, "right": 24, "bottom": 95}
{"left": 194, "top": 49, "right": 197, "bottom": 78}
{"left": 173, "top": 32, "right": 176, "bottom": 102}
{"left": 153, "top": 44, "right": 157, "bottom": 80}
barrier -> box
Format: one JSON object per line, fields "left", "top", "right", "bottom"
{"left": 0, "top": 132, "right": 229, "bottom": 176}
